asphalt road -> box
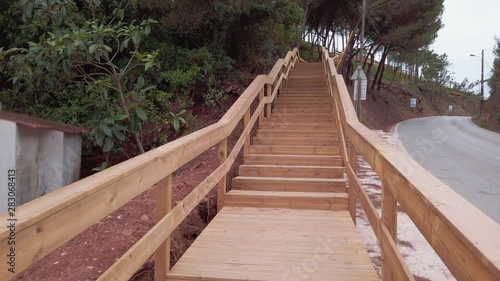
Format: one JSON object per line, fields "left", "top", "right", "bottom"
{"left": 396, "top": 116, "right": 500, "bottom": 224}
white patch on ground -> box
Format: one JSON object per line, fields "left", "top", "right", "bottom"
{"left": 355, "top": 130, "right": 455, "bottom": 281}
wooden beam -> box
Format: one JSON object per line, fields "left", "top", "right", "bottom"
{"left": 217, "top": 138, "right": 228, "bottom": 212}
{"left": 266, "top": 84, "right": 272, "bottom": 118}
{"left": 243, "top": 108, "right": 250, "bottom": 156}
{"left": 154, "top": 174, "right": 172, "bottom": 281}
{"left": 382, "top": 179, "right": 397, "bottom": 241}
{"left": 258, "top": 88, "right": 264, "bottom": 128}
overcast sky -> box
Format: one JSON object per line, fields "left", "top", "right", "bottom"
{"left": 431, "top": 0, "right": 499, "bottom": 98}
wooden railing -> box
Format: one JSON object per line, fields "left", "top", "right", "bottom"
{"left": 321, "top": 46, "right": 500, "bottom": 281}
{"left": 0, "top": 48, "right": 300, "bottom": 281}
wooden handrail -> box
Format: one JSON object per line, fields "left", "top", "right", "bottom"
{"left": 0, "top": 48, "right": 299, "bottom": 280}
{"left": 321, "top": 47, "right": 500, "bottom": 281}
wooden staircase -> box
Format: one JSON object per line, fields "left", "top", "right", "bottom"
{"left": 225, "top": 62, "right": 348, "bottom": 211}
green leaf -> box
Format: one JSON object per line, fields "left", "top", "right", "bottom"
{"left": 173, "top": 119, "right": 180, "bottom": 133}
{"left": 137, "top": 76, "right": 145, "bottom": 88}
{"left": 132, "top": 33, "right": 141, "bottom": 48}
{"left": 114, "top": 130, "right": 126, "bottom": 141}
{"left": 178, "top": 109, "right": 186, "bottom": 115}
{"left": 103, "top": 137, "right": 114, "bottom": 153}
{"left": 145, "top": 25, "right": 151, "bottom": 36}
{"left": 114, "top": 114, "right": 128, "bottom": 121}
{"left": 96, "top": 130, "right": 105, "bottom": 147}
{"left": 89, "top": 44, "right": 98, "bottom": 54}
{"left": 135, "top": 107, "right": 147, "bottom": 121}
{"left": 102, "top": 125, "right": 113, "bottom": 137}
{"left": 178, "top": 117, "right": 186, "bottom": 124}
{"left": 130, "top": 116, "right": 138, "bottom": 134}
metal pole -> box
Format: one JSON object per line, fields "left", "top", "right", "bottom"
{"left": 356, "top": 0, "right": 366, "bottom": 118}
{"left": 480, "top": 48, "right": 484, "bottom": 115}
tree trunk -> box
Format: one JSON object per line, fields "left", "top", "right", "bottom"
{"left": 363, "top": 44, "right": 375, "bottom": 70}
{"left": 371, "top": 46, "right": 387, "bottom": 90}
{"left": 296, "top": 0, "right": 311, "bottom": 48}
{"left": 390, "top": 66, "right": 399, "bottom": 86}
{"left": 366, "top": 45, "right": 381, "bottom": 96}
{"left": 376, "top": 47, "right": 390, "bottom": 90}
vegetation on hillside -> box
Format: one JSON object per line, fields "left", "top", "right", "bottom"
{"left": 0, "top": 0, "right": 304, "bottom": 171}
{"left": 480, "top": 38, "right": 500, "bottom": 131}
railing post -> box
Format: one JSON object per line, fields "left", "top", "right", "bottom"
{"left": 258, "top": 87, "right": 264, "bottom": 128}
{"left": 244, "top": 108, "right": 250, "bottom": 155}
{"left": 382, "top": 180, "right": 397, "bottom": 239}
{"left": 381, "top": 179, "right": 397, "bottom": 281}
{"left": 217, "top": 138, "right": 228, "bottom": 212}
{"left": 154, "top": 174, "right": 172, "bottom": 281}
{"left": 266, "top": 84, "right": 272, "bottom": 118}
{"left": 348, "top": 143, "right": 357, "bottom": 224}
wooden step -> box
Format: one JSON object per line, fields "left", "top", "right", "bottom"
{"left": 231, "top": 176, "right": 346, "bottom": 192}
{"left": 256, "top": 129, "right": 338, "bottom": 137}
{"left": 244, "top": 154, "right": 343, "bottom": 166}
{"left": 276, "top": 96, "right": 331, "bottom": 101}
{"left": 259, "top": 121, "right": 336, "bottom": 130}
{"left": 281, "top": 89, "right": 328, "bottom": 94}
{"left": 270, "top": 113, "right": 335, "bottom": 120}
{"left": 224, "top": 190, "right": 348, "bottom": 210}
{"left": 248, "top": 145, "right": 339, "bottom": 155}
{"left": 253, "top": 136, "right": 338, "bottom": 146}
{"left": 266, "top": 116, "right": 336, "bottom": 123}
{"left": 238, "top": 165, "right": 345, "bottom": 179}
{"left": 276, "top": 103, "right": 333, "bottom": 109}
{"left": 272, "top": 108, "right": 333, "bottom": 114}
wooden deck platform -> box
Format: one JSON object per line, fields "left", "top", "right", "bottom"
{"left": 166, "top": 207, "right": 378, "bottom": 281}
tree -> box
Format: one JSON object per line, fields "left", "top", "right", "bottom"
{"left": 0, "top": 0, "right": 158, "bottom": 155}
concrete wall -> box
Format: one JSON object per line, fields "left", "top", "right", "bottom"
{"left": 38, "top": 130, "right": 64, "bottom": 196}
{"left": 62, "top": 134, "right": 82, "bottom": 186}
{"left": 4, "top": 124, "right": 83, "bottom": 208}
{"left": 0, "top": 120, "right": 17, "bottom": 212}
{"left": 16, "top": 126, "right": 41, "bottom": 205}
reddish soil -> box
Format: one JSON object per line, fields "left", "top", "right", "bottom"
{"left": 356, "top": 82, "right": 478, "bottom": 131}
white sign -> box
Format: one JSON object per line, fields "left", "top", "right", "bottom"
{"left": 410, "top": 98, "right": 417, "bottom": 108}
{"left": 353, "top": 80, "right": 367, "bottom": 100}
{"left": 351, "top": 66, "right": 367, "bottom": 101}
{"left": 448, "top": 105, "right": 453, "bottom": 112}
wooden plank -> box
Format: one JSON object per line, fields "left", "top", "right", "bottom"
{"left": 231, "top": 176, "right": 346, "bottom": 192}
{"left": 259, "top": 121, "right": 336, "bottom": 130}
{"left": 256, "top": 129, "right": 337, "bottom": 137}
{"left": 382, "top": 179, "right": 397, "bottom": 240}
{"left": 154, "top": 174, "right": 173, "bottom": 281}
{"left": 238, "top": 164, "right": 344, "bottom": 178}
{"left": 258, "top": 88, "right": 264, "bottom": 128}
{"left": 248, "top": 145, "right": 339, "bottom": 155}
{"left": 217, "top": 138, "right": 227, "bottom": 212}
{"left": 167, "top": 207, "right": 377, "bottom": 281}
{"left": 243, "top": 108, "right": 250, "bottom": 155}
{"left": 225, "top": 190, "right": 348, "bottom": 210}
{"left": 244, "top": 154, "right": 343, "bottom": 166}
{"left": 253, "top": 136, "right": 338, "bottom": 146}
